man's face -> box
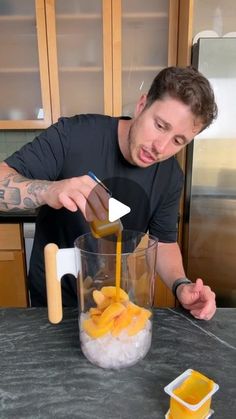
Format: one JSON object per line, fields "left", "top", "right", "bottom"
{"left": 126, "top": 95, "right": 203, "bottom": 167}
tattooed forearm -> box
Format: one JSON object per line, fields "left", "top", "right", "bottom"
{"left": 1, "top": 172, "right": 30, "bottom": 185}
{"left": 12, "top": 174, "right": 33, "bottom": 184}
{"left": 27, "top": 182, "right": 50, "bottom": 206}
{"left": 0, "top": 187, "right": 20, "bottom": 205}
{"left": 23, "top": 197, "right": 39, "bottom": 208}
{"left": 0, "top": 202, "right": 8, "bottom": 211}
{"left": 0, "top": 170, "right": 51, "bottom": 211}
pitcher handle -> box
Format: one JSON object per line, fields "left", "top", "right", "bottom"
{"left": 44, "top": 244, "right": 79, "bottom": 324}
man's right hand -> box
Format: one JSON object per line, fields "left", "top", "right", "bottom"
{"left": 0, "top": 162, "right": 109, "bottom": 221}
{"left": 41, "top": 175, "right": 109, "bottom": 221}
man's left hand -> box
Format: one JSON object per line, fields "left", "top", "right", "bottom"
{"left": 176, "top": 278, "right": 216, "bottom": 320}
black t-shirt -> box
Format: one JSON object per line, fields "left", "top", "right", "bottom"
{"left": 5, "top": 114, "right": 183, "bottom": 306}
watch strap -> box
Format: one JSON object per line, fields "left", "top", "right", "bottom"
{"left": 172, "top": 278, "right": 192, "bottom": 298}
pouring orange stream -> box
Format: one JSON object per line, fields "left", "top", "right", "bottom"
{"left": 88, "top": 172, "right": 122, "bottom": 302}
{"left": 115, "top": 230, "right": 122, "bottom": 302}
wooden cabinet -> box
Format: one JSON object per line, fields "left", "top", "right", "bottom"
{"left": 46, "top": 0, "right": 179, "bottom": 121}
{"left": 45, "top": 0, "right": 109, "bottom": 118}
{"left": 0, "top": 224, "right": 29, "bottom": 307}
{"left": 113, "top": 0, "right": 179, "bottom": 116}
{"left": 0, "top": 0, "right": 180, "bottom": 127}
{"left": 0, "top": 0, "right": 51, "bottom": 129}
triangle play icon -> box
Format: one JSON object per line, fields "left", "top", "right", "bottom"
{"left": 108, "top": 197, "right": 131, "bottom": 222}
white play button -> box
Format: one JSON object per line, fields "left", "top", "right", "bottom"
{"left": 108, "top": 197, "right": 131, "bottom": 222}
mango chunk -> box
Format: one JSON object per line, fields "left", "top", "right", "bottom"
{"left": 126, "top": 301, "right": 142, "bottom": 316}
{"left": 85, "top": 287, "right": 151, "bottom": 339}
{"left": 93, "top": 290, "right": 105, "bottom": 306}
{"left": 89, "top": 307, "right": 102, "bottom": 323}
{"left": 101, "top": 286, "right": 129, "bottom": 302}
{"left": 127, "top": 309, "right": 151, "bottom": 336}
{"left": 83, "top": 318, "right": 113, "bottom": 339}
{"left": 112, "top": 308, "right": 133, "bottom": 337}
{"left": 92, "top": 290, "right": 113, "bottom": 310}
{"left": 98, "top": 297, "right": 113, "bottom": 310}
{"left": 98, "top": 302, "right": 125, "bottom": 326}
{"left": 89, "top": 307, "right": 102, "bottom": 316}
{"left": 91, "top": 314, "right": 102, "bottom": 325}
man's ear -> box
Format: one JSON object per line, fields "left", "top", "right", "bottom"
{"left": 134, "top": 94, "right": 147, "bottom": 117}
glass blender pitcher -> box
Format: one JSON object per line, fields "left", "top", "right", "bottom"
{"left": 44, "top": 230, "right": 158, "bottom": 369}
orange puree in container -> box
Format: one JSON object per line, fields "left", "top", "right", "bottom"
{"left": 170, "top": 370, "right": 214, "bottom": 418}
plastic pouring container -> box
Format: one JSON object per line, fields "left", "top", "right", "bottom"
{"left": 44, "top": 230, "right": 158, "bottom": 369}
{"left": 164, "top": 369, "right": 219, "bottom": 418}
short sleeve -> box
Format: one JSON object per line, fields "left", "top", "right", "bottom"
{"left": 149, "top": 159, "right": 184, "bottom": 242}
{"left": 5, "top": 117, "right": 71, "bottom": 180}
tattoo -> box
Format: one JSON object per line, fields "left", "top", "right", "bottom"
{"left": 12, "top": 174, "right": 32, "bottom": 185}
{"left": 23, "top": 197, "right": 38, "bottom": 209}
{"left": 0, "top": 202, "right": 8, "bottom": 210}
{"left": 1, "top": 177, "right": 11, "bottom": 187}
{"left": 27, "top": 182, "right": 49, "bottom": 194}
{"left": 27, "top": 181, "right": 50, "bottom": 206}
{"left": 0, "top": 188, "right": 21, "bottom": 205}
{"left": 0, "top": 171, "right": 51, "bottom": 211}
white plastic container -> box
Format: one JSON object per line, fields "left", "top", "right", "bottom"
{"left": 164, "top": 369, "right": 219, "bottom": 418}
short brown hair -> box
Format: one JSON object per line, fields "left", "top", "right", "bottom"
{"left": 145, "top": 66, "right": 218, "bottom": 130}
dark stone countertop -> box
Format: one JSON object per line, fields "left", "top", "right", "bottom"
{"left": 0, "top": 308, "right": 235, "bottom": 419}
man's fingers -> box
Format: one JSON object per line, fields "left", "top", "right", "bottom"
{"left": 190, "top": 288, "right": 216, "bottom": 320}
{"left": 58, "top": 191, "right": 92, "bottom": 220}
{"left": 178, "top": 278, "right": 216, "bottom": 321}
{"left": 85, "top": 175, "right": 109, "bottom": 211}
{"left": 192, "top": 278, "right": 203, "bottom": 292}
{"left": 191, "top": 304, "right": 216, "bottom": 320}
{"left": 86, "top": 188, "right": 108, "bottom": 220}
{"left": 81, "top": 176, "right": 109, "bottom": 219}
{"left": 184, "top": 278, "right": 205, "bottom": 304}
{"left": 58, "top": 176, "right": 109, "bottom": 220}
{"left": 58, "top": 192, "right": 78, "bottom": 212}
{"left": 182, "top": 302, "right": 205, "bottom": 310}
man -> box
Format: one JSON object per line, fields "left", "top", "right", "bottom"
{"left": 0, "top": 66, "right": 217, "bottom": 319}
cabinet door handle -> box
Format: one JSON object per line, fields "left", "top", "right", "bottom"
{"left": 0, "top": 251, "right": 15, "bottom": 261}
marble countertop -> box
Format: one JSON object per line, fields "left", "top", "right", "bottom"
{"left": 0, "top": 308, "right": 235, "bottom": 419}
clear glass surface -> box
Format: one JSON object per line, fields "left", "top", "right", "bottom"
{"left": 0, "top": 0, "right": 43, "bottom": 120}
{"left": 55, "top": 0, "right": 104, "bottom": 116}
{"left": 76, "top": 230, "right": 158, "bottom": 369}
{"left": 121, "top": 0, "right": 169, "bottom": 116}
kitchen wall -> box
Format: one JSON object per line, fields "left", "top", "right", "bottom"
{"left": 0, "top": 130, "right": 41, "bottom": 161}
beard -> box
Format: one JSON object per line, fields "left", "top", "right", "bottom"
{"left": 126, "top": 123, "right": 159, "bottom": 167}
{"left": 125, "top": 122, "right": 140, "bottom": 166}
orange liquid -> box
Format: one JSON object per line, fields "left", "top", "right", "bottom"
{"left": 115, "top": 230, "right": 122, "bottom": 302}
{"left": 170, "top": 371, "right": 214, "bottom": 419}
{"left": 90, "top": 218, "right": 123, "bottom": 302}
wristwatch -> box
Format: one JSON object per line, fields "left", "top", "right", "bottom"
{"left": 172, "top": 277, "right": 192, "bottom": 299}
